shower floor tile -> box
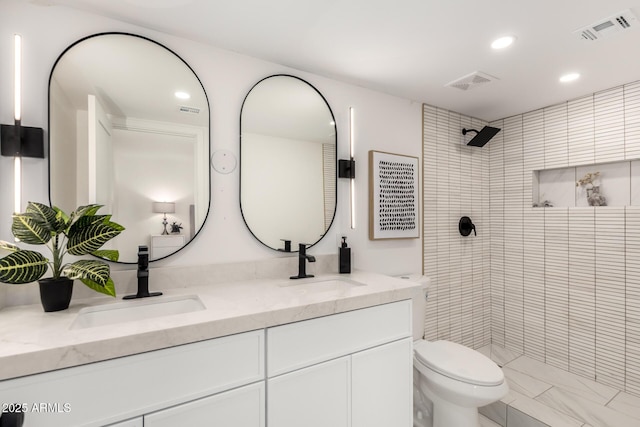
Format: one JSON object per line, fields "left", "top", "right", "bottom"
{"left": 480, "top": 345, "right": 640, "bottom": 427}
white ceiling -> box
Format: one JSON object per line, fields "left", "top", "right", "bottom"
{"left": 46, "top": 0, "right": 640, "bottom": 121}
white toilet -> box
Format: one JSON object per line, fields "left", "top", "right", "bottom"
{"left": 401, "top": 274, "right": 508, "bottom": 427}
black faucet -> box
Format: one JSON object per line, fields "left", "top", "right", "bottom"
{"left": 123, "top": 245, "right": 163, "bottom": 299}
{"left": 290, "top": 243, "right": 316, "bottom": 279}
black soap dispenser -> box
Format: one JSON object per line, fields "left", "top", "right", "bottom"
{"left": 339, "top": 236, "right": 351, "bottom": 274}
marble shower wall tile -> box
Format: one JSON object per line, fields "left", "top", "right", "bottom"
{"left": 538, "top": 167, "right": 575, "bottom": 207}
{"left": 505, "top": 407, "right": 548, "bottom": 427}
{"left": 479, "top": 400, "right": 507, "bottom": 427}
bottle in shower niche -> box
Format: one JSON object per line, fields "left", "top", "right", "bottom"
{"left": 339, "top": 236, "right": 351, "bottom": 274}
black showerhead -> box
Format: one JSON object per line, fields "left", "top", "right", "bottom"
{"left": 462, "top": 126, "right": 501, "bottom": 147}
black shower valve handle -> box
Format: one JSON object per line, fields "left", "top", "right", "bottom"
{"left": 459, "top": 216, "right": 476, "bottom": 237}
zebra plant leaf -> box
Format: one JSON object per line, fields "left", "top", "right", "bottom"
{"left": 63, "top": 259, "right": 110, "bottom": 286}
{"left": 0, "top": 250, "right": 48, "bottom": 284}
{"left": 80, "top": 277, "right": 116, "bottom": 297}
{"left": 69, "top": 205, "right": 102, "bottom": 223}
{"left": 25, "top": 202, "right": 63, "bottom": 233}
{"left": 67, "top": 221, "right": 124, "bottom": 256}
{"left": 92, "top": 249, "right": 120, "bottom": 262}
{"left": 11, "top": 213, "right": 52, "bottom": 245}
{"left": 69, "top": 215, "right": 111, "bottom": 236}
{"left": 0, "top": 240, "right": 20, "bottom": 253}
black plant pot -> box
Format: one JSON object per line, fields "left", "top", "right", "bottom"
{"left": 38, "top": 277, "right": 73, "bottom": 312}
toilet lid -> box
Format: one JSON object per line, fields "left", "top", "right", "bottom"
{"left": 414, "top": 340, "right": 504, "bottom": 386}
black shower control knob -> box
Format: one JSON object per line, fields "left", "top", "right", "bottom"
{"left": 459, "top": 216, "right": 476, "bottom": 237}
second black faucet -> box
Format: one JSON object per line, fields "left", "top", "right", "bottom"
{"left": 290, "top": 243, "right": 316, "bottom": 279}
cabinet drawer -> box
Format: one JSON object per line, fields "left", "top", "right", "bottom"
{"left": 267, "top": 300, "right": 411, "bottom": 376}
{"left": 0, "top": 330, "right": 264, "bottom": 427}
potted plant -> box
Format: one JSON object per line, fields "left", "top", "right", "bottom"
{"left": 0, "top": 202, "right": 124, "bottom": 312}
{"left": 170, "top": 221, "right": 183, "bottom": 234}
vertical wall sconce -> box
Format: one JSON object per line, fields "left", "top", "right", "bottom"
{"left": 338, "top": 107, "right": 356, "bottom": 229}
{"left": 1, "top": 34, "right": 44, "bottom": 213}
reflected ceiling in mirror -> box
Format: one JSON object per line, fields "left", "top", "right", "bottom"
{"left": 49, "top": 33, "right": 210, "bottom": 263}
{"left": 240, "top": 75, "right": 337, "bottom": 251}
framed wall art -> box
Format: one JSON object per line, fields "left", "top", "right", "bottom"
{"left": 368, "top": 150, "right": 420, "bottom": 240}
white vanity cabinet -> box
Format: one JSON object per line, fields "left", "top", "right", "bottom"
{"left": 266, "top": 300, "right": 413, "bottom": 427}
{"left": 0, "top": 299, "right": 413, "bottom": 427}
{"left": 144, "top": 382, "right": 264, "bottom": 427}
{"left": 0, "top": 330, "right": 264, "bottom": 427}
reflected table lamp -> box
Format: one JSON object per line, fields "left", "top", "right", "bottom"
{"left": 153, "top": 202, "right": 175, "bottom": 235}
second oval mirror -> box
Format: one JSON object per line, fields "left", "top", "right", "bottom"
{"left": 240, "top": 75, "right": 337, "bottom": 251}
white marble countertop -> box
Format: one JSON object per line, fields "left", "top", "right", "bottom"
{"left": 0, "top": 269, "right": 420, "bottom": 381}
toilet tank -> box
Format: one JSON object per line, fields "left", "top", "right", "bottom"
{"left": 396, "top": 274, "right": 430, "bottom": 341}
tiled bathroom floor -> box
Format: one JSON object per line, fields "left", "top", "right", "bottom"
{"left": 477, "top": 345, "right": 640, "bottom": 427}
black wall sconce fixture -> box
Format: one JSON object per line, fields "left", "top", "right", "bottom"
{"left": 1, "top": 124, "right": 44, "bottom": 158}
{"left": 1, "top": 34, "right": 45, "bottom": 215}
{"left": 338, "top": 158, "right": 356, "bottom": 179}
{"left": 462, "top": 126, "right": 501, "bottom": 147}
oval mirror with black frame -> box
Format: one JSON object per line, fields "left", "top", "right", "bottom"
{"left": 240, "top": 75, "right": 337, "bottom": 251}
{"left": 49, "top": 33, "right": 210, "bottom": 263}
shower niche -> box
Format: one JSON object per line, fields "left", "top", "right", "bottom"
{"left": 533, "top": 159, "right": 640, "bottom": 208}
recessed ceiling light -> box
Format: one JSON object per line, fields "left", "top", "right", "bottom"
{"left": 175, "top": 91, "right": 190, "bottom": 100}
{"left": 559, "top": 73, "right": 580, "bottom": 83}
{"left": 491, "top": 36, "right": 516, "bottom": 49}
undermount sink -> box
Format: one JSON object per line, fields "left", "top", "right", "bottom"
{"left": 279, "top": 276, "right": 366, "bottom": 291}
{"left": 70, "top": 295, "right": 206, "bottom": 330}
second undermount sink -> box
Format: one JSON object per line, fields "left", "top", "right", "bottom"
{"left": 70, "top": 295, "right": 206, "bottom": 330}
{"left": 279, "top": 276, "right": 367, "bottom": 291}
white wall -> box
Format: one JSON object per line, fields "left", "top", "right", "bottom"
{"left": 0, "top": 1, "right": 422, "bottom": 295}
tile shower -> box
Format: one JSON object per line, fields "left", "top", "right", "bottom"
{"left": 423, "top": 80, "right": 640, "bottom": 403}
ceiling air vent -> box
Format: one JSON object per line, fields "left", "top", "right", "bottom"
{"left": 445, "top": 71, "right": 498, "bottom": 91}
{"left": 574, "top": 9, "right": 637, "bottom": 41}
{"left": 179, "top": 105, "right": 200, "bottom": 114}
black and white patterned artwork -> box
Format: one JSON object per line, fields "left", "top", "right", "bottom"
{"left": 369, "top": 151, "right": 419, "bottom": 240}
